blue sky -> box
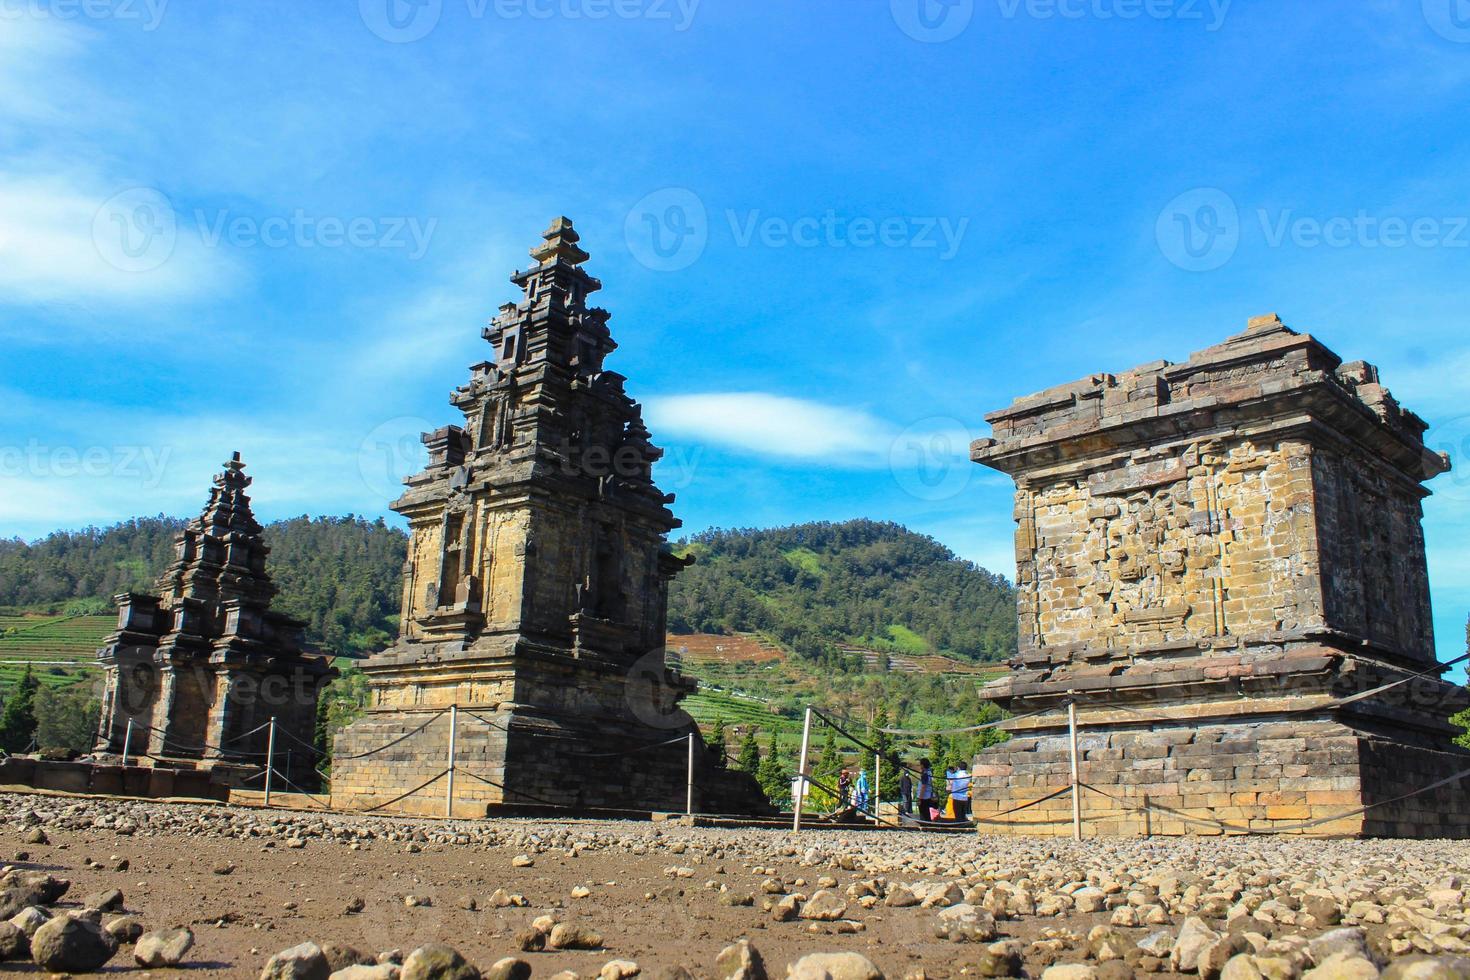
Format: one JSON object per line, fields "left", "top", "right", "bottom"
{"left": 2, "top": 0, "right": 1468, "bottom": 663}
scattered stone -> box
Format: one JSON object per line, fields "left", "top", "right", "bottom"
{"left": 9, "top": 906, "right": 50, "bottom": 938}
{"left": 106, "top": 914, "right": 145, "bottom": 944}
{"left": 346, "top": 897, "right": 366, "bottom": 915}
{"left": 935, "top": 904, "right": 997, "bottom": 943}
{"left": 84, "top": 886, "right": 125, "bottom": 911}
{"left": 1382, "top": 956, "right": 1470, "bottom": 980}
{"left": 1303, "top": 952, "right": 1380, "bottom": 980}
{"left": 484, "top": 958, "right": 532, "bottom": 980}
{"left": 262, "top": 941, "right": 332, "bottom": 980}
{"left": 30, "top": 914, "right": 119, "bottom": 973}
{"left": 716, "top": 939, "right": 767, "bottom": 980}
{"left": 1041, "top": 967, "right": 1098, "bottom": 980}
{"left": 401, "top": 944, "right": 481, "bottom": 980}
{"left": 973, "top": 941, "right": 1024, "bottom": 978}
{"left": 774, "top": 894, "right": 805, "bottom": 922}
{"left": 601, "top": 960, "right": 641, "bottom": 980}
{"left": 332, "top": 966, "right": 401, "bottom": 980}
{"left": 0, "top": 921, "right": 26, "bottom": 960}
{"left": 1174, "top": 917, "right": 1224, "bottom": 974}
{"left": 215, "top": 862, "right": 237, "bottom": 875}
{"left": 548, "top": 923, "right": 604, "bottom": 950}
{"left": 323, "top": 943, "right": 378, "bottom": 973}
{"left": 135, "top": 926, "right": 196, "bottom": 967}
{"left": 22, "top": 827, "right": 47, "bottom": 845}
{"left": 787, "top": 951, "right": 885, "bottom": 980}
{"left": 799, "top": 890, "right": 850, "bottom": 922}
{"left": 512, "top": 855, "right": 534, "bottom": 868}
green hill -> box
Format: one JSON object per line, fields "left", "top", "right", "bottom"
{"left": 0, "top": 516, "right": 407, "bottom": 656}
{"left": 667, "top": 519, "right": 1016, "bottom": 667}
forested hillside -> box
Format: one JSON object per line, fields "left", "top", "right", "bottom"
{"left": 0, "top": 517, "right": 407, "bottom": 655}
{"left": 667, "top": 519, "right": 1016, "bottom": 665}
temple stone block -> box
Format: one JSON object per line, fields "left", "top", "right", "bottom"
{"left": 95, "top": 455, "right": 334, "bottom": 788}
{"left": 969, "top": 314, "right": 1469, "bottom": 837}
{"left": 329, "top": 219, "right": 766, "bottom": 816}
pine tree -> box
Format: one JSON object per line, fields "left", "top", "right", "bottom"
{"left": 0, "top": 666, "right": 41, "bottom": 753}
{"left": 756, "top": 732, "right": 788, "bottom": 808}
{"left": 814, "top": 727, "right": 841, "bottom": 794}
{"left": 706, "top": 716, "right": 728, "bottom": 769}
{"left": 737, "top": 728, "right": 761, "bottom": 774}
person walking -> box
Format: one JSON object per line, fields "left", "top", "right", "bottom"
{"left": 918, "top": 758, "right": 937, "bottom": 822}
{"left": 949, "top": 763, "right": 971, "bottom": 823}
{"left": 851, "top": 767, "right": 870, "bottom": 819}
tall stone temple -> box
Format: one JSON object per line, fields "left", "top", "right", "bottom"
{"left": 330, "top": 219, "right": 764, "bottom": 816}
{"left": 95, "top": 454, "right": 334, "bottom": 788}
{"left": 970, "top": 314, "right": 1469, "bottom": 837}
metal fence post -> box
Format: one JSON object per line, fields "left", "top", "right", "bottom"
{"left": 686, "top": 732, "right": 695, "bottom": 817}
{"left": 122, "top": 718, "right": 134, "bottom": 767}
{"left": 264, "top": 716, "right": 277, "bottom": 808}
{"left": 1069, "top": 700, "right": 1082, "bottom": 841}
{"left": 875, "top": 750, "right": 883, "bottom": 827}
{"left": 792, "top": 706, "right": 814, "bottom": 832}
{"left": 446, "top": 704, "right": 458, "bottom": 820}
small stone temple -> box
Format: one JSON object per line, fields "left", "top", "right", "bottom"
{"left": 95, "top": 454, "right": 334, "bottom": 788}
{"left": 330, "top": 219, "right": 764, "bottom": 816}
{"left": 969, "top": 314, "right": 1469, "bottom": 837}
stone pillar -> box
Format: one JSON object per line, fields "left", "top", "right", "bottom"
{"left": 204, "top": 670, "right": 240, "bottom": 760}
{"left": 147, "top": 665, "right": 180, "bottom": 758}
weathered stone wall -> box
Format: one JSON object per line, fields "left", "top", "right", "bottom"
{"left": 1017, "top": 437, "right": 1323, "bottom": 653}
{"left": 971, "top": 315, "right": 1468, "bottom": 837}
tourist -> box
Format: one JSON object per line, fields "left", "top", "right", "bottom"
{"left": 918, "top": 758, "right": 936, "bottom": 822}
{"left": 851, "top": 766, "right": 870, "bottom": 818}
{"left": 899, "top": 765, "right": 913, "bottom": 817}
{"left": 949, "top": 763, "right": 971, "bottom": 823}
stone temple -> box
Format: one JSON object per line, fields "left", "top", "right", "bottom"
{"left": 95, "top": 454, "right": 334, "bottom": 789}
{"left": 969, "top": 314, "right": 1468, "bottom": 837}
{"left": 330, "top": 219, "right": 764, "bottom": 816}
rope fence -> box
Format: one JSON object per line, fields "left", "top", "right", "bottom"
{"left": 80, "top": 644, "right": 1470, "bottom": 836}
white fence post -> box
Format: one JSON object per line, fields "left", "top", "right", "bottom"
{"left": 122, "top": 718, "right": 134, "bottom": 767}
{"left": 446, "top": 705, "right": 458, "bottom": 820}
{"left": 874, "top": 750, "right": 883, "bottom": 827}
{"left": 792, "top": 706, "right": 814, "bottom": 832}
{"left": 264, "top": 716, "right": 277, "bottom": 808}
{"left": 1069, "top": 700, "right": 1082, "bottom": 841}
{"left": 686, "top": 732, "right": 695, "bottom": 817}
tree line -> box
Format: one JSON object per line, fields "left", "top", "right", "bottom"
{"left": 667, "top": 519, "right": 1016, "bottom": 665}
{"left": 0, "top": 515, "right": 407, "bottom": 656}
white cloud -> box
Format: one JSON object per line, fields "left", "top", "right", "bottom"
{"left": 0, "top": 172, "right": 237, "bottom": 306}
{"left": 645, "top": 393, "right": 896, "bottom": 464}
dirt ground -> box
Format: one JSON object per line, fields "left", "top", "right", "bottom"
{"left": 0, "top": 806, "right": 1020, "bottom": 977}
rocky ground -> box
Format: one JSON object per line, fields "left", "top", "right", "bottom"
{"left": 3, "top": 791, "right": 1470, "bottom": 979}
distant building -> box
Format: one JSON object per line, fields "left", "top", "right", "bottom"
{"left": 95, "top": 454, "right": 334, "bottom": 787}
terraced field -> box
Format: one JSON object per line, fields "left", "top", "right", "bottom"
{"left": 0, "top": 613, "right": 110, "bottom": 689}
